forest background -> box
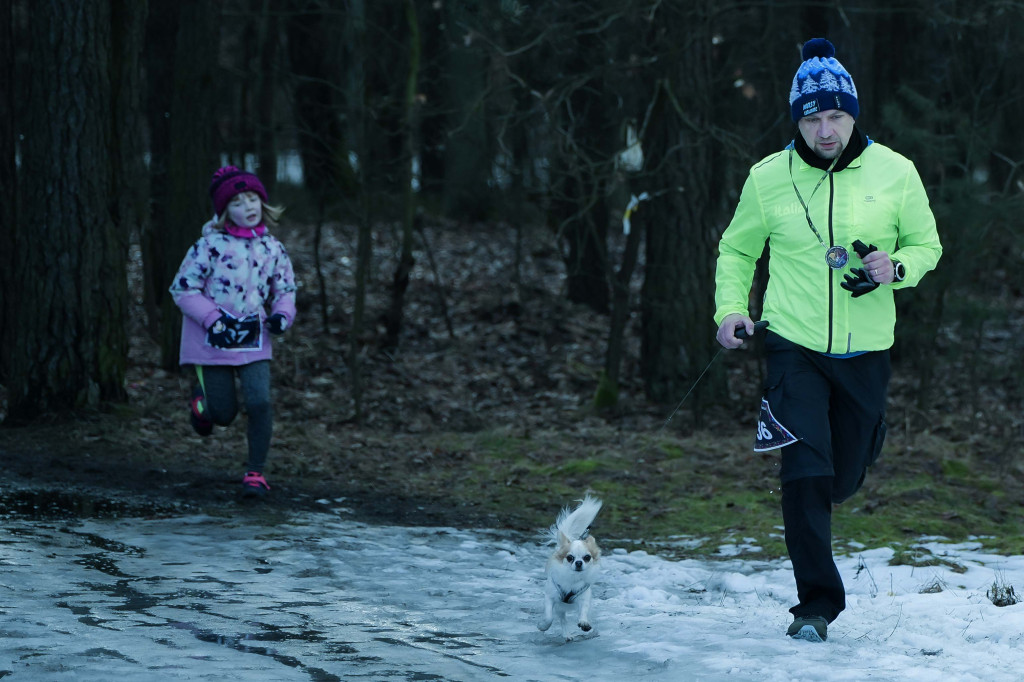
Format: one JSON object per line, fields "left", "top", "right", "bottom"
{"left": 2, "top": 1, "right": 1024, "bottom": 563}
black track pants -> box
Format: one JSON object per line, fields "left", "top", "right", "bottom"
{"left": 782, "top": 475, "right": 845, "bottom": 621}
{"left": 763, "top": 332, "right": 890, "bottom": 621}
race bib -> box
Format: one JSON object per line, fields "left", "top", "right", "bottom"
{"left": 207, "top": 312, "right": 263, "bottom": 351}
{"left": 753, "top": 398, "right": 798, "bottom": 452}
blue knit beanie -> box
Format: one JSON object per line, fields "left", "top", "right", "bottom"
{"left": 789, "top": 38, "right": 859, "bottom": 121}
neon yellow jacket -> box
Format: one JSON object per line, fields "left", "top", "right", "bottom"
{"left": 714, "top": 139, "right": 942, "bottom": 354}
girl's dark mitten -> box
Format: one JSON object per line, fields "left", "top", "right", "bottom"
{"left": 267, "top": 313, "right": 288, "bottom": 335}
{"left": 206, "top": 314, "right": 234, "bottom": 348}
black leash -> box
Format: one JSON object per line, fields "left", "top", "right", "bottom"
{"left": 662, "top": 320, "right": 769, "bottom": 429}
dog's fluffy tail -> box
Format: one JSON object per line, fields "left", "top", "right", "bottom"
{"left": 550, "top": 494, "right": 602, "bottom": 542}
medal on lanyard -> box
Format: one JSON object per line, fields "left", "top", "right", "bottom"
{"left": 788, "top": 149, "right": 846, "bottom": 269}
{"left": 825, "top": 245, "right": 849, "bottom": 269}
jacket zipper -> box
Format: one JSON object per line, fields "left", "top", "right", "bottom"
{"left": 826, "top": 173, "right": 835, "bottom": 354}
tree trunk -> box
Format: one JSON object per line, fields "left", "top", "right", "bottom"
{"left": 595, "top": 200, "right": 643, "bottom": 409}
{"left": 140, "top": 0, "right": 177, "bottom": 346}
{"left": 560, "top": 28, "right": 617, "bottom": 315}
{"left": 255, "top": 0, "right": 278, "bottom": 194}
{"left": 640, "top": 157, "right": 689, "bottom": 405}
{"left": 384, "top": 0, "right": 421, "bottom": 350}
{"left": 640, "top": 24, "right": 726, "bottom": 415}
{"left": 0, "top": 0, "right": 16, "bottom": 384}
{"left": 414, "top": 7, "right": 446, "bottom": 201}
{"left": 286, "top": 3, "right": 350, "bottom": 201}
{"left": 441, "top": 1, "right": 491, "bottom": 221}
{"left": 143, "top": 1, "right": 218, "bottom": 370}
{"left": 8, "top": 0, "right": 133, "bottom": 420}
{"left": 313, "top": 195, "right": 330, "bottom": 335}
{"left": 551, "top": 171, "right": 610, "bottom": 314}
{"left": 348, "top": 0, "right": 369, "bottom": 422}
{"left": 230, "top": 0, "right": 278, "bottom": 187}
{"left": 564, "top": 196, "right": 610, "bottom": 313}
{"left": 351, "top": 203, "right": 372, "bottom": 423}
{"left": 110, "top": 0, "right": 150, "bottom": 282}
{"left": 544, "top": 24, "right": 616, "bottom": 316}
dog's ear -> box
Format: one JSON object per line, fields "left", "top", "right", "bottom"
{"left": 551, "top": 532, "right": 571, "bottom": 560}
{"left": 584, "top": 536, "right": 601, "bottom": 561}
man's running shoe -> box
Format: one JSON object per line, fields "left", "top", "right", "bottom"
{"left": 241, "top": 471, "right": 270, "bottom": 498}
{"left": 787, "top": 615, "right": 828, "bottom": 642}
{"left": 190, "top": 387, "right": 213, "bottom": 436}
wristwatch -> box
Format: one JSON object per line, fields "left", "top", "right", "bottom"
{"left": 892, "top": 259, "right": 906, "bottom": 283}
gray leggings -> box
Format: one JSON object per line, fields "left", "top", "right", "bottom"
{"left": 196, "top": 361, "right": 272, "bottom": 473}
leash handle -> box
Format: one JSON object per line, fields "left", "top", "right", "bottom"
{"left": 735, "top": 320, "right": 769, "bottom": 339}
{"left": 662, "top": 319, "right": 771, "bottom": 429}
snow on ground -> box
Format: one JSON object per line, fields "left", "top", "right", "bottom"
{"left": 1, "top": 507, "right": 1023, "bottom": 681}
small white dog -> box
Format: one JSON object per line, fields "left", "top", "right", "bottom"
{"left": 537, "top": 494, "right": 603, "bottom": 640}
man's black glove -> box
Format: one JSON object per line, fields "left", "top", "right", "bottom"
{"left": 850, "top": 239, "right": 877, "bottom": 260}
{"left": 840, "top": 239, "right": 880, "bottom": 298}
{"left": 267, "top": 313, "right": 288, "bottom": 335}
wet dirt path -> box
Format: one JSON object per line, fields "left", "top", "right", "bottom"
{"left": 0, "top": 504, "right": 666, "bottom": 681}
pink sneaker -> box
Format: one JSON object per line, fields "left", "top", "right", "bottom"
{"left": 241, "top": 471, "right": 270, "bottom": 497}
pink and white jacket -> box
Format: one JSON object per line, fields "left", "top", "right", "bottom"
{"left": 170, "top": 220, "right": 297, "bottom": 366}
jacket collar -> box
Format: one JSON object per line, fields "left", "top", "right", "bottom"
{"left": 224, "top": 222, "right": 268, "bottom": 238}
{"left": 793, "top": 126, "right": 868, "bottom": 172}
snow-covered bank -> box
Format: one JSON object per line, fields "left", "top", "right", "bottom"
{"left": 1, "top": 510, "right": 1022, "bottom": 680}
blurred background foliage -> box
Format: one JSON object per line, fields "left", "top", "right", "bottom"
{"left": 3, "top": 0, "right": 1024, "bottom": 427}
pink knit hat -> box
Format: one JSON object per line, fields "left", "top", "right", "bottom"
{"left": 209, "top": 166, "right": 268, "bottom": 216}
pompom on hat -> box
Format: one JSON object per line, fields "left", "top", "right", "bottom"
{"left": 788, "top": 38, "right": 859, "bottom": 122}
{"left": 209, "top": 166, "right": 268, "bottom": 217}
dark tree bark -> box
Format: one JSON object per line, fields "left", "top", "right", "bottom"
{"left": 414, "top": 6, "right": 447, "bottom": 201}
{"left": 140, "top": 0, "right": 178, "bottom": 346}
{"left": 552, "top": 173, "right": 611, "bottom": 314}
{"left": 595, "top": 201, "right": 643, "bottom": 408}
{"left": 347, "top": 0, "right": 369, "bottom": 422}
{"left": 148, "top": 1, "right": 218, "bottom": 370}
{"left": 232, "top": 0, "right": 280, "bottom": 192}
{"left": 546, "top": 22, "right": 618, "bottom": 315}
{"left": 639, "top": 11, "right": 726, "bottom": 413}
{"left": 384, "top": 0, "right": 422, "bottom": 350}
{"left": 286, "top": 1, "right": 352, "bottom": 334}
{"left": 254, "top": 0, "right": 278, "bottom": 195}
{"left": 440, "top": 1, "right": 492, "bottom": 221}
{"left": 640, "top": 104, "right": 691, "bottom": 406}
{"left": 8, "top": 0, "right": 138, "bottom": 420}
{"left": 0, "top": 0, "right": 17, "bottom": 385}
{"left": 111, "top": 0, "right": 150, "bottom": 276}
{"left": 285, "top": 3, "right": 348, "bottom": 200}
